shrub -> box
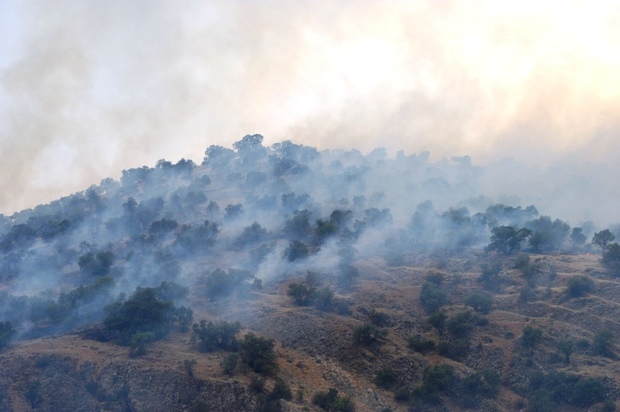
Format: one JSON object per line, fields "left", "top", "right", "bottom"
{"left": 447, "top": 311, "right": 479, "bottom": 340}
{"left": 128, "top": 332, "right": 155, "bottom": 357}
{"left": 269, "top": 378, "right": 293, "bottom": 401}
{"left": 284, "top": 240, "right": 310, "bottom": 262}
{"left": 478, "top": 261, "right": 502, "bottom": 285}
{"left": 374, "top": 368, "right": 397, "bottom": 389}
{"left": 566, "top": 276, "right": 594, "bottom": 298}
{"left": 78, "top": 251, "right": 114, "bottom": 276}
{"left": 367, "top": 308, "right": 390, "bottom": 327}
{"left": 408, "top": 335, "right": 435, "bottom": 353}
{"left": 522, "top": 326, "right": 543, "bottom": 349}
{"left": 103, "top": 286, "right": 174, "bottom": 344}
{"left": 462, "top": 369, "right": 500, "bottom": 398}
{"left": 191, "top": 320, "right": 242, "bottom": 353}
{"left": 287, "top": 283, "right": 316, "bottom": 306}
{"left": 353, "top": 324, "right": 387, "bottom": 346}
{"left": 464, "top": 293, "right": 493, "bottom": 314}
{"left": 312, "top": 388, "right": 355, "bottom": 412}
{"left": 419, "top": 282, "right": 447, "bottom": 314}
{"left": 239, "top": 333, "right": 278, "bottom": 375}
{"left": 422, "top": 364, "right": 454, "bottom": 393}
{"left": 220, "top": 353, "right": 239, "bottom": 376}
{"left": 428, "top": 312, "right": 447, "bottom": 333}
{"left": 0, "top": 321, "right": 15, "bottom": 350}
{"left": 592, "top": 329, "right": 614, "bottom": 357}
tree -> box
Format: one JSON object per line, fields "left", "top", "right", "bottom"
{"left": 239, "top": 333, "right": 278, "bottom": 375}
{"left": 103, "top": 286, "right": 174, "bottom": 344}
{"left": 287, "top": 283, "right": 316, "bottom": 306}
{"left": 191, "top": 320, "right": 242, "bottom": 352}
{"left": 0, "top": 321, "right": 15, "bottom": 350}
{"left": 419, "top": 282, "right": 447, "bottom": 314}
{"left": 312, "top": 388, "right": 355, "bottom": 412}
{"left": 374, "top": 368, "right": 397, "bottom": 389}
{"left": 353, "top": 324, "right": 387, "bottom": 346}
{"left": 464, "top": 293, "right": 493, "bottom": 314}
{"left": 593, "top": 230, "right": 615, "bottom": 254}
{"left": 220, "top": 353, "right": 239, "bottom": 376}
{"left": 570, "top": 227, "right": 587, "bottom": 246}
{"left": 592, "top": 329, "right": 614, "bottom": 357}
{"left": 128, "top": 332, "right": 155, "bottom": 357}
{"left": 522, "top": 325, "right": 543, "bottom": 349}
{"left": 485, "top": 226, "right": 532, "bottom": 255}
{"left": 557, "top": 340, "right": 574, "bottom": 364}
{"left": 284, "top": 240, "right": 309, "bottom": 262}
{"left": 566, "top": 276, "right": 594, "bottom": 298}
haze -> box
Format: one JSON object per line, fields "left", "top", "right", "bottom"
{"left": 1, "top": 0, "right": 619, "bottom": 221}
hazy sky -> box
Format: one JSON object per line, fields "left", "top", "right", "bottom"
{"left": 1, "top": 0, "right": 620, "bottom": 215}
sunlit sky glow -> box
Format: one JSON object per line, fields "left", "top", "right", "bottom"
{"left": 1, "top": 0, "right": 620, "bottom": 214}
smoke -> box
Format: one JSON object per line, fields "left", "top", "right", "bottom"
{"left": 2, "top": 1, "right": 620, "bottom": 214}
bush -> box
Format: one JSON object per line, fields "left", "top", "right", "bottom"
{"left": 522, "top": 326, "right": 543, "bottom": 349}
{"left": 0, "top": 321, "right": 15, "bottom": 350}
{"left": 419, "top": 282, "right": 447, "bottom": 314}
{"left": 287, "top": 283, "right": 316, "bottom": 306}
{"left": 374, "top": 368, "right": 397, "bottom": 389}
{"left": 191, "top": 320, "right": 242, "bottom": 352}
{"left": 269, "top": 378, "right": 293, "bottom": 401}
{"left": 422, "top": 364, "right": 454, "bottom": 393}
{"left": 103, "top": 286, "right": 174, "bottom": 344}
{"left": 408, "top": 335, "right": 435, "bottom": 353}
{"left": 566, "top": 276, "right": 594, "bottom": 298}
{"left": 428, "top": 312, "right": 447, "bottom": 333}
{"left": 239, "top": 333, "right": 278, "bottom": 375}
{"left": 220, "top": 353, "right": 239, "bottom": 376}
{"left": 353, "top": 324, "right": 387, "bottom": 346}
{"left": 478, "top": 261, "right": 502, "bottom": 285}
{"left": 128, "top": 332, "right": 155, "bottom": 357}
{"left": 464, "top": 293, "right": 493, "bottom": 314}
{"left": 592, "top": 329, "right": 614, "bottom": 357}
{"left": 437, "top": 339, "right": 470, "bottom": 361}
{"left": 462, "top": 369, "right": 500, "bottom": 398}
{"left": 447, "top": 311, "right": 479, "bottom": 340}
{"left": 78, "top": 251, "right": 114, "bottom": 276}
{"left": 312, "top": 388, "right": 355, "bottom": 412}
{"left": 284, "top": 240, "right": 310, "bottom": 262}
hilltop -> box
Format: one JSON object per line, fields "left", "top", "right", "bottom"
{"left": 1, "top": 135, "right": 619, "bottom": 412}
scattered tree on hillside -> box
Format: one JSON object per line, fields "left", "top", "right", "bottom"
{"left": 593, "top": 229, "right": 615, "bottom": 254}
{"left": 485, "top": 226, "right": 532, "bottom": 255}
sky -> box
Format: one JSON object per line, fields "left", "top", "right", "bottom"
{"left": 1, "top": 0, "right": 620, "bottom": 216}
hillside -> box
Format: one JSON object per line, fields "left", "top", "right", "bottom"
{"left": 1, "top": 136, "right": 619, "bottom": 412}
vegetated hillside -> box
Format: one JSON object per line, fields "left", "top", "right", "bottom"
{"left": 1, "top": 135, "right": 620, "bottom": 412}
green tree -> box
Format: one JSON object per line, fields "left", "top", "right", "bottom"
{"left": 128, "top": 332, "right": 155, "bottom": 357}
{"left": 557, "top": 340, "right": 574, "bottom": 364}
{"left": 191, "top": 320, "right": 242, "bottom": 352}
{"left": 522, "top": 325, "right": 543, "bottom": 349}
{"left": 593, "top": 229, "right": 615, "bottom": 254}
{"left": 419, "top": 282, "right": 447, "bottom": 314}
{"left": 220, "top": 353, "right": 239, "bottom": 376}
{"left": 287, "top": 283, "right": 316, "bottom": 306}
{"left": 592, "top": 329, "right": 614, "bottom": 357}
{"left": 284, "top": 240, "right": 310, "bottom": 262}
{"left": 0, "top": 321, "right": 15, "bottom": 350}
{"left": 374, "top": 368, "right": 397, "bottom": 389}
{"left": 464, "top": 293, "right": 493, "bottom": 314}
{"left": 566, "top": 276, "right": 594, "bottom": 298}
{"left": 353, "top": 324, "right": 387, "bottom": 346}
{"left": 486, "top": 226, "right": 532, "bottom": 255}
{"left": 312, "top": 388, "right": 355, "bottom": 412}
{"left": 239, "top": 333, "right": 278, "bottom": 375}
